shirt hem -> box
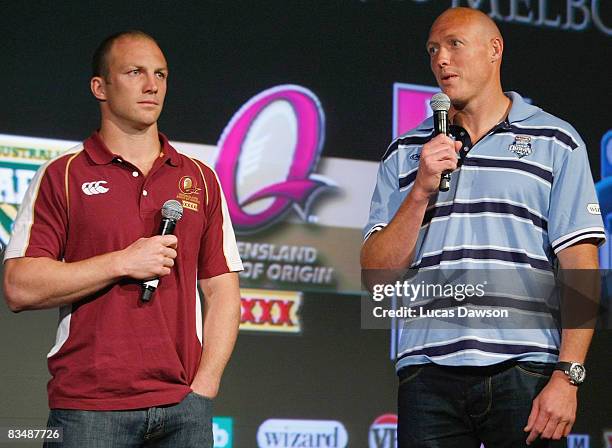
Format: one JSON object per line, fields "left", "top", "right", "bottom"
{"left": 49, "top": 388, "right": 191, "bottom": 411}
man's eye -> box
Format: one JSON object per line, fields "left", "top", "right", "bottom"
{"left": 428, "top": 47, "right": 438, "bottom": 55}
{"left": 129, "top": 70, "right": 140, "bottom": 75}
{"left": 451, "top": 40, "right": 461, "bottom": 47}
{"left": 156, "top": 72, "right": 166, "bottom": 79}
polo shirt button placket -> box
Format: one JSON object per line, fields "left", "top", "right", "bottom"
{"left": 138, "top": 185, "right": 148, "bottom": 218}
{"left": 132, "top": 168, "right": 147, "bottom": 214}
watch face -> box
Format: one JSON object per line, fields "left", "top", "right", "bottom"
{"left": 569, "top": 364, "right": 586, "bottom": 384}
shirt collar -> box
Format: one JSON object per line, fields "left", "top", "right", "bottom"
{"left": 414, "top": 91, "right": 540, "bottom": 132}
{"left": 505, "top": 91, "right": 541, "bottom": 123}
{"left": 84, "top": 131, "right": 180, "bottom": 167}
{"left": 158, "top": 133, "right": 180, "bottom": 167}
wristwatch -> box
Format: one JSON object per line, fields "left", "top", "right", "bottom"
{"left": 554, "top": 361, "right": 586, "bottom": 386}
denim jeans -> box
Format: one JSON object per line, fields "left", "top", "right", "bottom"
{"left": 43, "top": 392, "right": 213, "bottom": 448}
{"left": 397, "top": 361, "right": 565, "bottom": 448}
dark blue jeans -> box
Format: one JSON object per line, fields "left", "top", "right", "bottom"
{"left": 43, "top": 392, "right": 213, "bottom": 448}
{"left": 397, "top": 361, "right": 565, "bottom": 448}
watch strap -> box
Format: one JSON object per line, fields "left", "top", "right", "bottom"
{"left": 554, "top": 361, "right": 585, "bottom": 386}
{"left": 553, "top": 361, "right": 573, "bottom": 373}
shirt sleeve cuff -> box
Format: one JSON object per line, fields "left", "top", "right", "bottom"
{"left": 551, "top": 227, "right": 606, "bottom": 254}
{"left": 198, "top": 261, "right": 244, "bottom": 280}
{"left": 363, "top": 223, "right": 387, "bottom": 243}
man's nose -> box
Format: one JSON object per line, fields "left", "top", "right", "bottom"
{"left": 143, "top": 73, "right": 158, "bottom": 93}
{"left": 434, "top": 48, "right": 450, "bottom": 68}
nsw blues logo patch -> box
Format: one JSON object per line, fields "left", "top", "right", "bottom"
{"left": 508, "top": 135, "right": 532, "bottom": 158}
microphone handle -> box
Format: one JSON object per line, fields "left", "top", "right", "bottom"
{"left": 141, "top": 218, "right": 177, "bottom": 302}
{"left": 159, "top": 219, "right": 177, "bottom": 236}
{"left": 434, "top": 111, "right": 451, "bottom": 192}
{"left": 439, "top": 172, "right": 451, "bottom": 192}
{"left": 141, "top": 284, "right": 156, "bottom": 302}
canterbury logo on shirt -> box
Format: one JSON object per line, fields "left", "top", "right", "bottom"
{"left": 82, "top": 181, "right": 109, "bottom": 195}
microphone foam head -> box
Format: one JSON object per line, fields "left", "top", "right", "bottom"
{"left": 430, "top": 93, "right": 451, "bottom": 112}
{"left": 162, "top": 199, "right": 183, "bottom": 221}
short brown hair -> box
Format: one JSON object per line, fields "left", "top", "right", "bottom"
{"left": 92, "top": 30, "right": 159, "bottom": 78}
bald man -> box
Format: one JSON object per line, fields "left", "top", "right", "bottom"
{"left": 362, "top": 7, "right": 603, "bottom": 448}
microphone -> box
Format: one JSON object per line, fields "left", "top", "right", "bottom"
{"left": 430, "top": 93, "right": 452, "bottom": 192}
{"left": 141, "top": 199, "right": 184, "bottom": 302}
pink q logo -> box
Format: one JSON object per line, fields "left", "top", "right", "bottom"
{"left": 216, "top": 85, "right": 330, "bottom": 233}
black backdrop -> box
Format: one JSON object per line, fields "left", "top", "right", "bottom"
{"left": 1, "top": 1, "right": 611, "bottom": 447}
{"left": 1, "top": 1, "right": 610, "bottom": 167}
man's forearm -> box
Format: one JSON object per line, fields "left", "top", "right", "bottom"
{"left": 557, "top": 329, "right": 594, "bottom": 364}
{"left": 191, "top": 273, "right": 241, "bottom": 398}
{"left": 4, "top": 235, "right": 179, "bottom": 312}
{"left": 361, "top": 188, "right": 430, "bottom": 269}
{"left": 556, "top": 242, "right": 600, "bottom": 364}
{"left": 4, "top": 253, "right": 124, "bottom": 312}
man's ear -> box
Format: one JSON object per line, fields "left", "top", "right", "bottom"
{"left": 90, "top": 77, "right": 107, "bottom": 101}
{"left": 491, "top": 36, "right": 503, "bottom": 63}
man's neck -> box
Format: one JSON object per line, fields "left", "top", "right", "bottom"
{"left": 98, "top": 119, "right": 161, "bottom": 175}
{"left": 450, "top": 90, "right": 511, "bottom": 144}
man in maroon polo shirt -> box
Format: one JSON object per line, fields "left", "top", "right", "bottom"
{"left": 3, "top": 30, "right": 243, "bottom": 447}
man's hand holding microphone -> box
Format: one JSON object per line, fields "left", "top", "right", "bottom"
{"left": 413, "top": 133, "right": 462, "bottom": 199}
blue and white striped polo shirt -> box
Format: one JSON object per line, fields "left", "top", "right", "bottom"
{"left": 364, "top": 92, "right": 605, "bottom": 369}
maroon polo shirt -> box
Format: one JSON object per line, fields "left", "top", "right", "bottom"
{"left": 5, "top": 132, "right": 243, "bottom": 410}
